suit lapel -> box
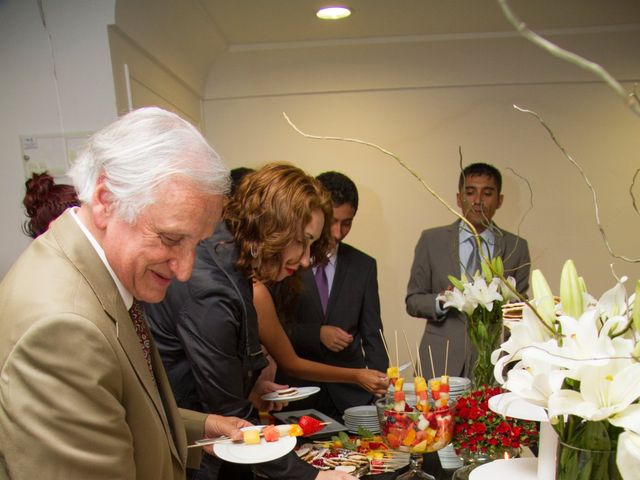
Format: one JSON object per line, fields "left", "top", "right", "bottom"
{"left": 444, "top": 221, "right": 462, "bottom": 277}
{"left": 51, "top": 211, "right": 184, "bottom": 467}
{"left": 491, "top": 224, "right": 508, "bottom": 261}
{"left": 302, "top": 269, "right": 325, "bottom": 319}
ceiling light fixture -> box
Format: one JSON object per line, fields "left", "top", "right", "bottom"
{"left": 316, "top": 6, "right": 351, "bottom": 20}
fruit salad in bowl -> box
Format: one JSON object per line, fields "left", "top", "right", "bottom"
{"left": 375, "top": 396, "right": 454, "bottom": 453}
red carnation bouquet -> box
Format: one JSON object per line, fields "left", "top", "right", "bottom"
{"left": 452, "top": 385, "right": 538, "bottom": 458}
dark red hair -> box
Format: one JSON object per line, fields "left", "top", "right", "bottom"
{"left": 23, "top": 172, "right": 80, "bottom": 238}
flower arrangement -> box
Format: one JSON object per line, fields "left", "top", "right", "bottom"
{"left": 452, "top": 385, "right": 538, "bottom": 459}
{"left": 437, "top": 256, "right": 518, "bottom": 387}
{"left": 492, "top": 259, "right": 640, "bottom": 480}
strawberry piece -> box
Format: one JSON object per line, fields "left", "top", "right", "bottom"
{"left": 298, "top": 415, "right": 324, "bottom": 436}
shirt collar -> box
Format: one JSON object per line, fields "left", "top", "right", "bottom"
{"left": 459, "top": 222, "right": 496, "bottom": 245}
{"left": 69, "top": 207, "right": 134, "bottom": 309}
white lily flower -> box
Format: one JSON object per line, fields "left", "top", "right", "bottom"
{"left": 499, "top": 275, "right": 519, "bottom": 303}
{"left": 501, "top": 363, "right": 565, "bottom": 409}
{"left": 617, "top": 430, "right": 640, "bottom": 480}
{"left": 437, "top": 288, "right": 477, "bottom": 316}
{"left": 598, "top": 276, "right": 629, "bottom": 320}
{"left": 543, "top": 311, "right": 621, "bottom": 377}
{"left": 610, "top": 404, "right": 640, "bottom": 434}
{"left": 548, "top": 360, "right": 640, "bottom": 421}
{"left": 465, "top": 276, "right": 502, "bottom": 312}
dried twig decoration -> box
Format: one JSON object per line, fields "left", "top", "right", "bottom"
{"left": 498, "top": 0, "right": 640, "bottom": 117}
{"left": 514, "top": 104, "right": 640, "bottom": 263}
{"left": 283, "top": 112, "right": 557, "bottom": 336}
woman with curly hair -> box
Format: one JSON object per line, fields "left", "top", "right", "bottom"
{"left": 23, "top": 171, "right": 80, "bottom": 238}
{"left": 145, "top": 163, "right": 385, "bottom": 480}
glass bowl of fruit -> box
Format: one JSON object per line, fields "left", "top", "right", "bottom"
{"left": 375, "top": 398, "right": 453, "bottom": 454}
{"left": 375, "top": 375, "right": 454, "bottom": 454}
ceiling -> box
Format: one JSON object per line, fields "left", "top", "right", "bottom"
{"left": 199, "top": 0, "right": 640, "bottom": 47}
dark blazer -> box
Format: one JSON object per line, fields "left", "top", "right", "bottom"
{"left": 279, "top": 242, "right": 388, "bottom": 414}
{"left": 145, "top": 222, "right": 317, "bottom": 480}
{"left": 0, "top": 210, "right": 206, "bottom": 480}
{"left": 405, "top": 221, "right": 530, "bottom": 379}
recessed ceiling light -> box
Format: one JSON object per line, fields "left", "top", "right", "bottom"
{"left": 316, "top": 6, "right": 351, "bottom": 20}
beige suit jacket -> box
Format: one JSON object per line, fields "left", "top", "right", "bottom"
{"left": 0, "top": 210, "right": 207, "bottom": 479}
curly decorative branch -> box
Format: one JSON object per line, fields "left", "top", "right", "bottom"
{"left": 498, "top": 0, "right": 640, "bottom": 117}
{"left": 283, "top": 112, "right": 558, "bottom": 337}
{"left": 631, "top": 168, "right": 640, "bottom": 217}
{"left": 514, "top": 105, "right": 640, "bottom": 263}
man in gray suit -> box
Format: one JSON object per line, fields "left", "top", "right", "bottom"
{"left": 278, "top": 172, "right": 388, "bottom": 417}
{"left": 406, "top": 163, "right": 530, "bottom": 380}
{"left": 0, "top": 107, "right": 248, "bottom": 479}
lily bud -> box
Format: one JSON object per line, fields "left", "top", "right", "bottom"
{"left": 632, "top": 280, "right": 640, "bottom": 333}
{"left": 531, "top": 269, "right": 556, "bottom": 327}
{"left": 492, "top": 256, "right": 505, "bottom": 277}
{"left": 560, "top": 260, "right": 584, "bottom": 318}
{"left": 448, "top": 275, "right": 465, "bottom": 292}
{"left": 481, "top": 259, "right": 493, "bottom": 283}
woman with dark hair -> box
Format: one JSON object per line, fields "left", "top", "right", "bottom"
{"left": 23, "top": 171, "right": 80, "bottom": 238}
{"left": 145, "top": 163, "right": 384, "bottom": 480}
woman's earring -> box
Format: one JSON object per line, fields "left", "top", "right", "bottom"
{"left": 250, "top": 244, "right": 258, "bottom": 258}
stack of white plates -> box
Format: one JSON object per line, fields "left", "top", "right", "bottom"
{"left": 442, "top": 376, "right": 472, "bottom": 404}
{"left": 437, "top": 443, "right": 463, "bottom": 470}
{"left": 342, "top": 405, "right": 380, "bottom": 434}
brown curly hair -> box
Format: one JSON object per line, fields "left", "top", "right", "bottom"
{"left": 223, "top": 163, "right": 333, "bottom": 284}
{"left": 23, "top": 171, "right": 80, "bottom": 238}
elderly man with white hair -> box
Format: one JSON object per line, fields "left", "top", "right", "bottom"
{"left": 0, "top": 107, "right": 250, "bottom": 479}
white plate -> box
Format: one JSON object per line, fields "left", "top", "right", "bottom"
{"left": 343, "top": 405, "right": 377, "bottom": 417}
{"left": 261, "top": 386, "right": 321, "bottom": 402}
{"left": 213, "top": 426, "right": 296, "bottom": 464}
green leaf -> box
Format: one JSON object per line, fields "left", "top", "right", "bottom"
{"left": 357, "top": 426, "right": 374, "bottom": 438}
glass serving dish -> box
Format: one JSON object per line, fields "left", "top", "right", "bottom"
{"left": 375, "top": 398, "right": 454, "bottom": 454}
{"left": 375, "top": 398, "right": 455, "bottom": 480}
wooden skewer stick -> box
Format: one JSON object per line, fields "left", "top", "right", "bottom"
{"left": 379, "top": 329, "right": 391, "bottom": 364}
{"left": 415, "top": 343, "right": 423, "bottom": 378}
{"left": 402, "top": 330, "right": 417, "bottom": 377}
{"left": 394, "top": 330, "right": 399, "bottom": 368}
{"left": 444, "top": 339, "right": 450, "bottom": 377}
{"left": 189, "top": 422, "right": 332, "bottom": 448}
{"left": 428, "top": 344, "right": 436, "bottom": 379}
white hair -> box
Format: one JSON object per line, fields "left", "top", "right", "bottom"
{"left": 68, "top": 107, "right": 230, "bottom": 223}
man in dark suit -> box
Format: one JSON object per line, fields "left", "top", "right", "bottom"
{"left": 279, "top": 171, "right": 388, "bottom": 418}
{"left": 406, "top": 163, "right": 530, "bottom": 380}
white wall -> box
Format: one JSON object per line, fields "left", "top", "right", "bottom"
{"left": 203, "top": 28, "right": 640, "bottom": 366}
{"left": 0, "top": 0, "right": 116, "bottom": 275}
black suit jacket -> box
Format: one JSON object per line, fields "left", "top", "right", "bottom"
{"left": 279, "top": 242, "right": 388, "bottom": 414}
{"left": 145, "top": 222, "right": 316, "bottom": 480}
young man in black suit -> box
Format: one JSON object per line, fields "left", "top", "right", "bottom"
{"left": 278, "top": 171, "right": 388, "bottom": 418}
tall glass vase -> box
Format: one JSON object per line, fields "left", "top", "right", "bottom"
{"left": 466, "top": 305, "right": 502, "bottom": 388}
{"left": 555, "top": 417, "right": 622, "bottom": 480}
{"left": 556, "top": 441, "right": 621, "bottom": 480}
